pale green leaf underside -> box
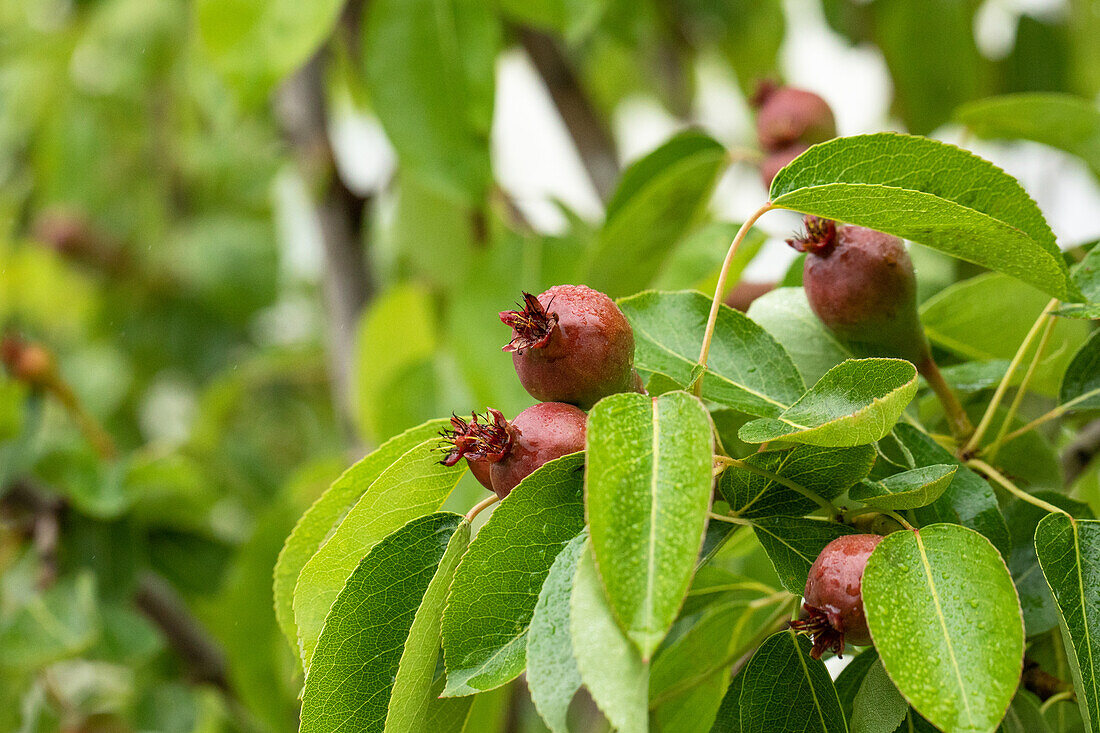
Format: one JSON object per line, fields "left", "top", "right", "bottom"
{"left": 620, "top": 290, "right": 805, "bottom": 418}
{"left": 586, "top": 390, "right": 714, "bottom": 659}
{"left": 571, "top": 544, "right": 649, "bottom": 733}
{"left": 739, "top": 358, "right": 918, "bottom": 446}
{"left": 850, "top": 659, "right": 907, "bottom": 733}
{"left": 274, "top": 419, "right": 448, "bottom": 656}
{"left": 1035, "top": 515, "right": 1100, "bottom": 732}
{"left": 738, "top": 630, "right": 848, "bottom": 732}
{"left": 849, "top": 464, "right": 957, "bottom": 510}
{"left": 294, "top": 439, "right": 466, "bottom": 670}
{"left": 862, "top": 524, "right": 1024, "bottom": 733}
{"left": 770, "top": 133, "right": 1076, "bottom": 301}
{"left": 300, "top": 513, "right": 462, "bottom": 733}
{"left": 527, "top": 532, "right": 588, "bottom": 733}
{"left": 441, "top": 454, "right": 586, "bottom": 696}
{"left": 385, "top": 520, "right": 471, "bottom": 732}
{"left": 746, "top": 287, "right": 852, "bottom": 386}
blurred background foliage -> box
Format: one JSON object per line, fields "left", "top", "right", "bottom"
{"left": 0, "top": 0, "right": 1098, "bottom": 730}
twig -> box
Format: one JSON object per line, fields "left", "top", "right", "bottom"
{"left": 276, "top": 49, "right": 373, "bottom": 440}
{"left": 967, "top": 459, "right": 1067, "bottom": 515}
{"left": 516, "top": 27, "right": 620, "bottom": 204}
{"left": 917, "top": 354, "right": 973, "bottom": 442}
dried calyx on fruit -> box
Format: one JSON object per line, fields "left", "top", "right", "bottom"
{"left": 753, "top": 82, "right": 836, "bottom": 152}
{"left": 789, "top": 216, "right": 931, "bottom": 365}
{"left": 439, "top": 402, "right": 587, "bottom": 499}
{"left": 500, "top": 285, "right": 643, "bottom": 409}
{"left": 791, "top": 533, "right": 882, "bottom": 658}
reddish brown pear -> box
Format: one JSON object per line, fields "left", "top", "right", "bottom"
{"left": 440, "top": 403, "right": 586, "bottom": 499}
{"left": 753, "top": 83, "right": 836, "bottom": 151}
{"left": 791, "top": 533, "right": 882, "bottom": 658}
{"left": 501, "top": 286, "right": 641, "bottom": 409}
{"left": 790, "top": 216, "right": 931, "bottom": 365}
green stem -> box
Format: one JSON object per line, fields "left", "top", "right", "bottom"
{"left": 695, "top": 201, "right": 775, "bottom": 397}
{"left": 465, "top": 494, "right": 500, "bottom": 523}
{"left": 1039, "top": 690, "right": 1076, "bottom": 713}
{"left": 967, "top": 459, "right": 1067, "bottom": 515}
{"left": 963, "top": 298, "right": 1058, "bottom": 456}
{"left": 985, "top": 313, "right": 1056, "bottom": 461}
{"left": 918, "top": 352, "right": 973, "bottom": 442}
{"left": 708, "top": 512, "right": 751, "bottom": 526}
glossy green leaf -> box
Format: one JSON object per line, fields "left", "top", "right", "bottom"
{"left": 619, "top": 291, "right": 805, "bottom": 418}
{"left": 738, "top": 630, "right": 848, "bottom": 732}
{"left": 720, "top": 444, "right": 875, "bottom": 519}
{"left": 752, "top": 517, "right": 858, "bottom": 595}
{"left": 862, "top": 524, "right": 1025, "bottom": 733}
{"left": 363, "top": 0, "right": 499, "bottom": 201}
{"left": 385, "top": 520, "right": 471, "bottom": 732}
{"left": 195, "top": 0, "right": 345, "bottom": 103}
{"left": 274, "top": 419, "right": 448, "bottom": 656}
{"left": 571, "top": 544, "right": 649, "bottom": 733}
{"left": 527, "top": 532, "right": 588, "bottom": 733}
{"left": 300, "top": 513, "right": 465, "bottom": 733}
{"left": 746, "top": 287, "right": 852, "bottom": 386}
{"left": 851, "top": 659, "right": 907, "bottom": 733}
{"left": 1005, "top": 494, "right": 1093, "bottom": 636}
{"left": 770, "top": 134, "right": 1077, "bottom": 301}
{"left": 587, "top": 132, "right": 729, "bottom": 297}
{"left": 1058, "top": 247, "right": 1100, "bottom": 318}
{"left": 441, "top": 454, "right": 586, "bottom": 696}
{"left": 739, "top": 359, "right": 918, "bottom": 447}
{"left": 849, "top": 465, "right": 957, "bottom": 510}
{"left": 294, "top": 439, "right": 466, "bottom": 669}
{"left": 894, "top": 424, "right": 1012, "bottom": 558}
{"left": 1035, "top": 514, "right": 1100, "bottom": 732}
{"left": 955, "top": 93, "right": 1100, "bottom": 178}
{"left": 921, "top": 273, "right": 1089, "bottom": 395}
{"left": 710, "top": 666, "right": 746, "bottom": 732}
{"left": 586, "top": 390, "right": 714, "bottom": 658}
{"left": 1061, "top": 330, "right": 1100, "bottom": 412}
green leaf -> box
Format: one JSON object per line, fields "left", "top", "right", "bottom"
{"left": 619, "top": 291, "right": 805, "bottom": 418}
{"left": 751, "top": 517, "right": 858, "bottom": 595}
{"left": 738, "top": 630, "right": 848, "bottom": 732}
{"left": 587, "top": 132, "right": 729, "bottom": 297}
{"left": 1005, "top": 493, "right": 1093, "bottom": 636}
{"left": 385, "top": 520, "right": 472, "bottom": 732}
{"left": 1057, "top": 246, "right": 1100, "bottom": 318}
{"left": 719, "top": 444, "right": 875, "bottom": 519}
{"left": 862, "top": 524, "right": 1025, "bottom": 733}
{"left": 770, "top": 134, "right": 1077, "bottom": 301}
{"left": 998, "top": 689, "right": 1052, "bottom": 733}
{"left": 746, "top": 287, "right": 852, "bottom": 386}
{"left": 848, "top": 464, "right": 957, "bottom": 510}
{"left": 273, "top": 419, "right": 448, "bottom": 656}
{"left": 363, "top": 0, "right": 499, "bottom": 201}
{"left": 710, "top": 666, "right": 745, "bottom": 733}
{"left": 921, "top": 273, "right": 1090, "bottom": 395}
{"left": 571, "top": 544, "right": 649, "bottom": 733}
{"left": 293, "top": 439, "right": 466, "bottom": 669}
{"left": 527, "top": 532, "right": 588, "bottom": 733}
{"left": 651, "top": 222, "right": 767, "bottom": 294}
{"left": 835, "top": 648, "right": 880, "bottom": 723}
{"left": 1061, "top": 330, "right": 1100, "bottom": 412}
{"left": 195, "top": 0, "right": 345, "bottom": 104}
{"left": 955, "top": 93, "right": 1100, "bottom": 178}
{"left": 441, "top": 454, "right": 586, "bottom": 696}
{"left": 300, "top": 513, "right": 465, "bottom": 733}
{"left": 850, "top": 659, "right": 907, "bottom": 733}
{"left": 586, "top": 390, "right": 715, "bottom": 658}
{"left": 354, "top": 285, "right": 440, "bottom": 444}
{"left": 739, "top": 359, "right": 918, "bottom": 447}
{"left": 1035, "top": 514, "right": 1100, "bottom": 732}
{"left": 649, "top": 591, "right": 788, "bottom": 713}
{"left": 894, "top": 424, "right": 1012, "bottom": 558}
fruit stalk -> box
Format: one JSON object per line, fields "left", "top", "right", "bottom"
{"left": 916, "top": 353, "right": 973, "bottom": 443}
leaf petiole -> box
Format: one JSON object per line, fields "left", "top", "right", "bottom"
{"left": 966, "top": 458, "right": 1067, "bottom": 516}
